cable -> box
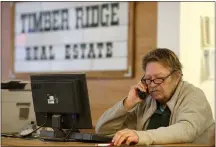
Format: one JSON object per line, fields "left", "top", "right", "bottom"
{"left": 64, "top": 114, "right": 78, "bottom": 141}
{"left": 20, "top": 114, "right": 48, "bottom": 138}
{"left": 64, "top": 130, "right": 73, "bottom": 141}
{"left": 1, "top": 132, "right": 21, "bottom": 138}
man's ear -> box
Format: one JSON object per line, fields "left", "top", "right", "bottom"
{"left": 172, "top": 71, "right": 182, "bottom": 84}
{"left": 175, "top": 71, "right": 182, "bottom": 83}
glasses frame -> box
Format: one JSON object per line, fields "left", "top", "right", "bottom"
{"left": 141, "top": 70, "right": 176, "bottom": 85}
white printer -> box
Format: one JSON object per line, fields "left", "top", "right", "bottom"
{"left": 1, "top": 81, "right": 36, "bottom": 133}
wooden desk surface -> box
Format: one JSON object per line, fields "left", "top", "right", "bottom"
{"left": 1, "top": 137, "right": 212, "bottom": 146}
{"left": 2, "top": 137, "right": 96, "bottom": 146}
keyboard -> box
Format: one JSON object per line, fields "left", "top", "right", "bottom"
{"left": 40, "top": 132, "right": 113, "bottom": 143}
{"left": 70, "top": 132, "right": 112, "bottom": 143}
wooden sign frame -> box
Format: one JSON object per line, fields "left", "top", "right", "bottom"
{"left": 11, "top": 2, "right": 135, "bottom": 79}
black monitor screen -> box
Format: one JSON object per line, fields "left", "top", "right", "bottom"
{"left": 30, "top": 73, "right": 92, "bottom": 130}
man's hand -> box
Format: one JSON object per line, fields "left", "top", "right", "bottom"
{"left": 112, "top": 129, "right": 138, "bottom": 146}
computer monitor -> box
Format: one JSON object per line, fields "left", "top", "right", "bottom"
{"left": 30, "top": 73, "right": 93, "bottom": 138}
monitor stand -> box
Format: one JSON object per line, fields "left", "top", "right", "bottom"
{"left": 39, "top": 114, "right": 79, "bottom": 141}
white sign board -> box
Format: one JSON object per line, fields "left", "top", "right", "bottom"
{"left": 14, "top": 2, "right": 129, "bottom": 73}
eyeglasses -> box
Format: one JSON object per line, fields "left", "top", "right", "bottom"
{"left": 141, "top": 70, "right": 175, "bottom": 85}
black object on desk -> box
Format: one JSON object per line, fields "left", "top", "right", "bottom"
{"left": 70, "top": 132, "right": 112, "bottom": 143}
{"left": 1, "top": 81, "right": 27, "bottom": 90}
{"left": 40, "top": 132, "right": 112, "bottom": 143}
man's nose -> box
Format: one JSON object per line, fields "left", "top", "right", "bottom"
{"left": 148, "top": 81, "right": 157, "bottom": 88}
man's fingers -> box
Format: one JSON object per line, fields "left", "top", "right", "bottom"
{"left": 112, "top": 130, "right": 124, "bottom": 145}
{"left": 113, "top": 132, "right": 122, "bottom": 146}
{"left": 112, "top": 129, "right": 139, "bottom": 146}
{"left": 116, "top": 135, "right": 128, "bottom": 146}
{"left": 125, "top": 136, "right": 138, "bottom": 146}
{"left": 113, "top": 129, "right": 130, "bottom": 146}
{"left": 134, "top": 82, "right": 147, "bottom": 92}
{"left": 138, "top": 82, "right": 146, "bottom": 91}
{"left": 125, "top": 136, "right": 133, "bottom": 145}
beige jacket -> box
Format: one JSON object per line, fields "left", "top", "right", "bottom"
{"left": 95, "top": 81, "right": 215, "bottom": 145}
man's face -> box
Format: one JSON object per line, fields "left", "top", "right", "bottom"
{"left": 144, "top": 62, "right": 179, "bottom": 103}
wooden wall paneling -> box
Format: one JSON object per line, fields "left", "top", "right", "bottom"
{"left": 1, "top": 2, "right": 158, "bottom": 126}
{"left": 89, "top": 2, "right": 158, "bottom": 125}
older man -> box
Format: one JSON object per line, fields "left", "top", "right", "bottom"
{"left": 95, "top": 48, "right": 215, "bottom": 146}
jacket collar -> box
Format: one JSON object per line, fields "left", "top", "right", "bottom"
{"left": 166, "top": 80, "right": 184, "bottom": 114}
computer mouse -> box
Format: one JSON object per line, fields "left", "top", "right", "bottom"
{"left": 20, "top": 129, "right": 33, "bottom": 136}
{"left": 121, "top": 140, "right": 137, "bottom": 146}
{"left": 129, "top": 141, "right": 138, "bottom": 146}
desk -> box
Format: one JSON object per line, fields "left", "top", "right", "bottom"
{"left": 2, "top": 137, "right": 96, "bottom": 146}
{"left": 1, "top": 137, "right": 212, "bottom": 146}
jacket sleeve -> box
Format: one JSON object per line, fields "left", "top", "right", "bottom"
{"left": 95, "top": 98, "right": 138, "bottom": 136}
{"left": 134, "top": 88, "right": 214, "bottom": 145}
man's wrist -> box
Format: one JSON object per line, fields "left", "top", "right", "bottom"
{"left": 123, "top": 98, "right": 136, "bottom": 111}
